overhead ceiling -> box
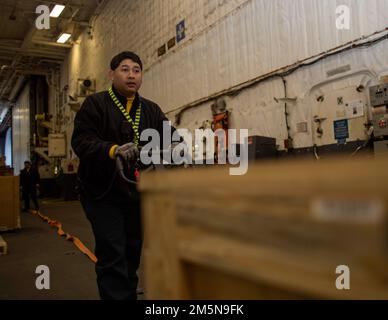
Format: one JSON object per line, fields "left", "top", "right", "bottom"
{"left": 0, "top": 0, "right": 108, "bottom": 107}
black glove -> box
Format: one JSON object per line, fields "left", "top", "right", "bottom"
{"left": 115, "top": 142, "right": 139, "bottom": 164}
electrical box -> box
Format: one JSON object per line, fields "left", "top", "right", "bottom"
{"left": 48, "top": 134, "right": 66, "bottom": 157}
{"left": 77, "top": 78, "right": 96, "bottom": 97}
{"left": 369, "top": 84, "right": 388, "bottom": 138}
{"left": 369, "top": 84, "right": 388, "bottom": 107}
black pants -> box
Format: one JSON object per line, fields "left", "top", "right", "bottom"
{"left": 22, "top": 189, "right": 39, "bottom": 211}
{"left": 80, "top": 195, "right": 142, "bottom": 300}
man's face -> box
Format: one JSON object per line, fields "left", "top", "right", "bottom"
{"left": 25, "top": 162, "right": 31, "bottom": 170}
{"left": 109, "top": 59, "right": 142, "bottom": 97}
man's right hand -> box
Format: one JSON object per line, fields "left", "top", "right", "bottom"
{"left": 114, "top": 142, "right": 139, "bottom": 164}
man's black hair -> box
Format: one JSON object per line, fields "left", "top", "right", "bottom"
{"left": 24, "top": 160, "right": 31, "bottom": 164}
{"left": 110, "top": 51, "right": 143, "bottom": 71}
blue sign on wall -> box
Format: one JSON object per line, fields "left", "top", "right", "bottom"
{"left": 176, "top": 20, "right": 185, "bottom": 43}
{"left": 333, "top": 119, "right": 349, "bottom": 144}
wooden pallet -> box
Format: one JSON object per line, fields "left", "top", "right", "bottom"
{"left": 0, "top": 235, "right": 7, "bottom": 255}
{"left": 140, "top": 157, "right": 388, "bottom": 299}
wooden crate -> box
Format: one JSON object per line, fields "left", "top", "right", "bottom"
{"left": 0, "top": 176, "right": 21, "bottom": 232}
{"left": 139, "top": 157, "right": 388, "bottom": 299}
{"left": 0, "top": 167, "right": 14, "bottom": 176}
{"left": 0, "top": 235, "right": 8, "bottom": 255}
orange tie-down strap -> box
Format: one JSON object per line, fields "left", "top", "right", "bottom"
{"left": 29, "top": 210, "right": 97, "bottom": 263}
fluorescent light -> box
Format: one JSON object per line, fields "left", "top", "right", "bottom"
{"left": 57, "top": 33, "right": 71, "bottom": 43}
{"left": 50, "top": 4, "right": 65, "bottom": 18}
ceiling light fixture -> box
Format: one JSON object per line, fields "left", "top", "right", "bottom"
{"left": 50, "top": 4, "right": 66, "bottom": 18}
{"left": 57, "top": 33, "right": 71, "bottom": 43}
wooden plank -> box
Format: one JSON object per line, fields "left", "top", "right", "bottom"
{"left": 178, "top": 226, "right": 388, "bottom": 299}
{"left": 142, "top": 192, "right": 190, "bottom": 299}
{"left": 183, "top": 264, "right": 308, "bottom": 300}
{"left": 139, "top": 157, "right": 388, "bottom": 196}
{"left": 0, "top": 235, "right": 8, "bottom": 255}
{"left": 0, "top": 176, "right": 21, "bottom": 232}
{"left": 175, "top": 195, "right": 387, "bottom": 260}
{"left": 13, "top": 175, "right": 21, "bottom": 229}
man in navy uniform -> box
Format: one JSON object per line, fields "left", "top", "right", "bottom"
{"left": 72, "top": 51, "right": 176, "bottom": 300}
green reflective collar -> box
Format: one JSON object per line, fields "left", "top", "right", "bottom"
{"left": 108, "top": 87, "right": 141, "bottom": 145}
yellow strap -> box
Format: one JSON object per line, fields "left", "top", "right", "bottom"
{"left": 29, "top": 210, "right": 97, "bottom": 264}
